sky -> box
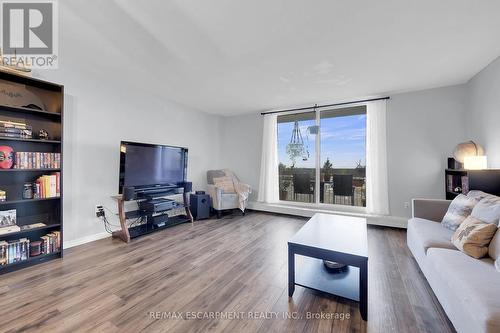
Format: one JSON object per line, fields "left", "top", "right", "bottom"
{"left": 277, "top": 114, "right": 366, "bottom": 169}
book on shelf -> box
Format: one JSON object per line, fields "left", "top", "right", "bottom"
{"left": 0, "top": 121, "right": 32, "bottom": 139}
{"left": 0, "top": 231, "right": 61, "bottom": 266}
{"left": 446, "top": 175, "right": 453, "bottom": 192}
{"left": 0, "top": 225, "right": 21, "bottom": 235}
{"left": 0, "top": 238, "right": 29, "bottom": 265}
{"left": 40, "top": 231, "right": 60, "bottom": 254}
{"left": 0, "top": 241, "right": 6, "bottom": 266}
{"left": 0, "top": 120, "right": 30, "bottom": 130}
{"left": 34, "top": 172, "right": 60, "bottom": 199}
{"left": 19, "top": 223, "right": 47, "bottom": 230}
{"left": 13, "top": 152, "right": 60, "bottom": 169}
{"left": 461, "top": 176, "right": 469, "bottom": 194}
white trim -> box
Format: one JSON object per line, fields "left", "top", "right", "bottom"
{"left": 277, "top": 199, "right": 367, "bottom": 214}
{"left": 261, "top": 95, "right": 387, "bottom": 114}
{"left": 315, "top": 109, "right": 321, "bottom": 204}
{"left": 63, "top": 231, "right": 111, "bottom": 249}
{"left": 61, "top": 201, "right": 406, "bottom": 250}
{"left": 248, "top": 201, "right": 407, "bottom": 228}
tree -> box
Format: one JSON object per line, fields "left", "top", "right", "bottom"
{"left": 323, "top": 158, "right": 333, "bottom": 180}
{"left": 323, "top": 158, "right": 333, "bottom": 170}
{"left": 279, "top": 162, "right": 287, "bottom": 174}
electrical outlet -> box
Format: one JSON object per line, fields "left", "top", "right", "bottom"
{"left": 404, "top": 202, "right": 410, "bottom": 209}
{"left": 95, "top": 205, "right": 105, "bottom": 218}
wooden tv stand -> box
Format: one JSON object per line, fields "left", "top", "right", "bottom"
{"left": 111, "top": 191, "right": 193, "bottom": 243}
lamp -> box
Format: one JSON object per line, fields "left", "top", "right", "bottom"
{"left": 464, "top": 155, "right": 487, "bottom": 170}
{"left": 453, "top": 141, "right": 485, "bottom": 164}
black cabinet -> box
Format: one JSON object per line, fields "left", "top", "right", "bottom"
{"left": 445, "top": 169, "right": 500, "bottom": 200}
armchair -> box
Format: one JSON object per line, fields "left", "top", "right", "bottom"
{"left": 207, "top": 169, "right": 252, "bottom": 218}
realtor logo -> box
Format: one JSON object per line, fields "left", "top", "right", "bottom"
{"left": 0, "top": 0, "right": 58, "bottom": 69}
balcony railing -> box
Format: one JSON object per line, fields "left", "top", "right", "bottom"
{"left": 278, "top": 174, "right": 366, "bottom": 207}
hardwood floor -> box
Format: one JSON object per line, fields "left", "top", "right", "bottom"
{"left": 0, "top": 212, "right": 454, "bottom": 333}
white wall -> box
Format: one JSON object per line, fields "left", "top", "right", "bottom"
{"left": 387, "top": 86, "right": 467, "bottom": 217}
{"left": 23, "top": 1, "right": 486, "bottom": 243}
{"left": 52, "top": 78, "right": 219, "bottom": 247}
{"left": 219, "top": 85, "right": 467, "bottom": 220}
{"left": 466, "top": 56, "right": 500, "bottom": 167}
{"left": 32, "top": 3, "right": 221, "bottom": 247}
{"left": 219, "top": 114, "right": 263, "bottom": 201}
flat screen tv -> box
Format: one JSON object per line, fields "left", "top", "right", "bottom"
{"left": 118, "top": 141, "right": 188, "bottom": 193}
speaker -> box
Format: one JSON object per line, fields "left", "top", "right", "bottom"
{"left": 447, "top": 157, "right": 462, "bottom": 170}
{"left": 123, "top": 186, "right": 135, "bottom": 201}
{"left": 190, "top": 193, "right": 210, "bottom": 220}
{"left": 183, "top": 181, "right": 193, "bottom": 193}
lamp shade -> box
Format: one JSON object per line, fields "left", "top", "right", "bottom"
{"left": 453, "top": 141, "right": 484, "bottom": 163}
{"left": 464, "top": 155, "right": 487, "bottom": 170}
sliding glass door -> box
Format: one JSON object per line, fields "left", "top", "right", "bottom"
{"left": 277, "top": 106, "right": 367, "bottom": 207}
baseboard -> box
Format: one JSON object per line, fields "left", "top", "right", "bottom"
{"left": 248, "top": 201, "right": 408, "bottom": 228}
{"left": 62, "top": 203, "right": 407, "bottom": 250}
{"left": 63, "top": 231, "right": 111, "bottom": 249}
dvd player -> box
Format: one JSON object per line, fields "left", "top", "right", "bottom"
{"left": 139, "top": 198, "right": 179, "bottom": 213}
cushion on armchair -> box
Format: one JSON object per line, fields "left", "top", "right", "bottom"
{"left": 213, "top": 176, "right": 236, "bottom": 193}
{"left": 206, "top": 169, "right": 251, "bottom": 212}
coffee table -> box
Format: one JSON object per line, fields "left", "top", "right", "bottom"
{"left": 288, "top": 213, "right": 368, "bottom": 320}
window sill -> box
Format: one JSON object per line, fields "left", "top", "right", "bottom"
{"left": 248, "top": 201, "right": 407, "bottom": 228}
{"left": 276, "top": 199, "right": 366, "bottom": 214}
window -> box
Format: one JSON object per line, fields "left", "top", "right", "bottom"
{"left": 277, "top": 105, "right": 366, "bottom": 207}
{"left": 277, "top": 112, "right": 316, "bottom": 203}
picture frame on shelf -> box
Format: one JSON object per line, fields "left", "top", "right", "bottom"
{"left": 0, "top": 209, "right": 16, "bottom": 228}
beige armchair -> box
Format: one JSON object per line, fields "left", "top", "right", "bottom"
{"left": 207, "top": 169, "right": 251, "bottom": 218}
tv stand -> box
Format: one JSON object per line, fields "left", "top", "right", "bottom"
{"left": 111, "top": 188, "right": 193, "bottom": 243}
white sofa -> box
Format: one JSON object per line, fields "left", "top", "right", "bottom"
{"left": 407, "top": 198, "right": 500, "bottom": 333}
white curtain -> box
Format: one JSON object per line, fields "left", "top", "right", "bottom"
{"left": 366, "top": 100, "right": 389, "bottom": 215}
{"left": 258, "top": 114, "right": 279, "bottom": 203}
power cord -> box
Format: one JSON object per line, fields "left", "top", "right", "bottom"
{"left": 97, "top": 205, "right": 146, "bottom": 234}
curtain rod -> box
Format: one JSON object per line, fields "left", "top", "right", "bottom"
{"left": 260, "top": 96, "right": 390, "bottom": 116}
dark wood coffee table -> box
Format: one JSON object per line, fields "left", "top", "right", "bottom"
{"left": 288, "top": 213, "right": 368, "bottom": 320}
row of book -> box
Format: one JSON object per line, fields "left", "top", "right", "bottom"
{"left": 0, "top": 120, "right": 32, "bottom": 139}
{"left": 41, "top": 231, "right": 61, "bottom": 254}
{"left": 0, "top": 231, "right": 61, "bottom": 266}
{"left": 34, "top": 173, "right": 61, "bottom": 198}
{"left": 14, "top": 152, "right": 61, "bottom": 169}
{"left": 0, "top": 238, "right": 29, "bottom": 266}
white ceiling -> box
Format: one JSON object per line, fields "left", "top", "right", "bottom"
{"left": 62, "top": 0, "right": 500, "bottom": 115}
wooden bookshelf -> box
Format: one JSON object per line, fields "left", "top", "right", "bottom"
{"left": 0, "top": 70, "right": 63, "bottom": 274}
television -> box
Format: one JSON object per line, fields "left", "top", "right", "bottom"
{"left": 118, "top": 141, "right": 188, "bottom": 193}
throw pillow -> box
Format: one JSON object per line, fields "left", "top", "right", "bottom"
{"left": 441, "top": 194, "right": 478, "bottom": 231}
{"left": 471, "top": 196, "right": 500, "bottom": 225}
{"left": 467, "top": 190, "right": 495, "bottom": 201}
{"left": 451, "top": 216, "right": 498, "bottom": 258}
{"left": 488, "top": 227, "right": 500, "bottom": 272}
{"left": 213, "top": 176, "right": 235, "bottom": 193}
